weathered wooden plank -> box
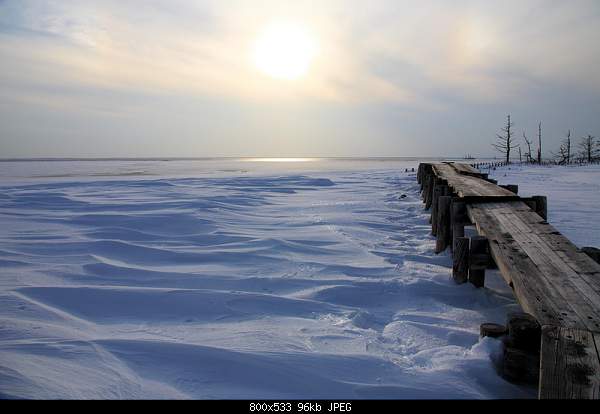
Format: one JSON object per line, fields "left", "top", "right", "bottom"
{"left": 539, "top": 326, "right": 600, "bottom": 399}
{"left": 422, "top": 164, "right": 600, "bottom": 330}
{"left": 431, "top": 164, "right": 517, "bottom": 199}
{"left": 451, "top": 176, "right": 516, "bottom": 198}
{"left": 467, "top": 202, "right": 600, "bottom": 332}
{"left": 467, "top": 204, "right": 595, "bottom": 330}
{"left": 487, "top": 202, "right": 600, "bottom": 307}
{"left": 488, "top": 203, "right": 600, "bottom": 304}
{"left": 449, "top": 162, "right": 483, "bottom": 176}
{"left": 472, "top": 203, "right": 600, "bottom": 330}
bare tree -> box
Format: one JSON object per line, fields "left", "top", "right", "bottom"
{"left": 555, "top": 145, "right": 568, "bottom": 165}
{"left": 579, "top": 134, "right": 599, "bottom": 162}
{"left": 493, "top": 115, "right": 519, "bottom": 164}
{"left": 537, "top": 122, "right": 542, "bottom": 164}
{"left": 565, "top": 130, "right": 571, "bottom": 164}
{"left": 555, "top": 130, "right": 572, "bottom": 165}
{"left": 523, "top": 131, "right": 533, "bottom": 163}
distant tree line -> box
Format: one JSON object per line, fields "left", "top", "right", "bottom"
{"left": 492, "top": 114, "right": 599, "bottom": 165}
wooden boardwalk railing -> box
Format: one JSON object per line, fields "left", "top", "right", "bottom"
{"left": 417, "top": 162, "right": 600, "bottom": 399}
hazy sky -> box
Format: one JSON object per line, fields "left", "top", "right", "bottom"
{"left": 1, "top": 0, "right": 599, "bottom": 158}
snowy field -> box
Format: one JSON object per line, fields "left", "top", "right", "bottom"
{"left": 1, "top": 158, "right": 598, "bottom": 399}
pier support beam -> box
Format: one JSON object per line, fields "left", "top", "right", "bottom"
{"left": 500, "top": 184, "right": 519, "bottom": 194}
{"left": 431, "top": 183, "right": 444, "bottom": 230}
{"left": 501, "top": 313, "right": 542, "bottom": 385}
{"left": 532, "top": 195, "right": 547, "bottom": 221}
{"left": 523, "top": 196, "right": 548, "bottom": 221}
{"left": 436, "top": 196, "right": 452, "bottom": 253}
{"left": 424, "top": 174, "right": 434, "bottom": 209}
{"left": 469, "top": 236, "right": 488, "bottom": 288}
{"left": 581, "top": 247, "right": 600, "bottom": 264}
{"left": 480, "top": 323, "right": 508, "bottom": 338}
{"left": 502, "top": 347, "right": 540, "bottom": 385}
{"left": 452, "top": 236, "right": 469, "bottom": 284}
{"left": 507, "top": 312, "right": 541, "bottom": 353}
{"left": 420, "top": 171, "right": 427, "bottom": 197}
{"left": 451, "top": 200, "right": 467, "bottom": 251}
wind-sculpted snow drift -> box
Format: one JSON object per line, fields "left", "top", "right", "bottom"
{"left": 0, "top": 160, "right": 541, "bottom": 399}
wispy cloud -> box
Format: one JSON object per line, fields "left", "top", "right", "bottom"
{"left": 1, "top": 0, "right": 600, "bottom": 157}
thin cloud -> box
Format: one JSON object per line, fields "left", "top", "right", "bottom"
{"left": 1, "top": 0, "right": 599, "bottom": 157}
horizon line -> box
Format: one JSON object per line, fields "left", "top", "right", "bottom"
{"left": 0, "top": 156, "right": 510, "bottom": 162}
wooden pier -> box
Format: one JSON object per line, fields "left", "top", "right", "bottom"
{"left": 417, "top": 162, "right": 600, "bottom": 399}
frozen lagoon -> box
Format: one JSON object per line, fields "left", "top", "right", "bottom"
{"left": 2, "top": 158, "right": 597, "bottom": 399}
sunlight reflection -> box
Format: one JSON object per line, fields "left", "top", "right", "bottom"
{"left": 243, "top": 158, "right": 318, "bottom": 163}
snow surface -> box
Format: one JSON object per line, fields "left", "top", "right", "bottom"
{"left": 4, "top": 158, "right": 597, "bottom": 399}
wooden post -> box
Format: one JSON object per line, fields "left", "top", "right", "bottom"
{"left": 480, "top": 323, "right": 508, "bottom": 338}
{"left": 502, "top": 347, "right": 540, "bottom": 385}
{"left": 501, "top": 312, "right": 542, "bottom": 385}
{"left": 451, "top": 200, "right": 467, "bottom": 251}
{"left": 436, "top": 196, "right": 451, "bottom": 253}
{"left": 523, "top": 198, "right": 537, "bottom": 213}
{"left": 420, "top": 165, "right": 427, "bottom": 195}
{"left": 506, "top": 312, "right": 541, "bottom": 353}
{"left": 452, "top": 237, "right": 469, "bottom": 284}
{"left": 469, "top": 236, "right": 488, "bottom": 288}
{"left": 425, "top": 174, "right": 434, "bottom": 209}
{"left": 421, "top": 167, "right": 430, "bottom": 198}
{"left": 500, "top": 184, "right": 519, "bottom": 194}
{"left": 532, "top": 195, "right": 547, "bottom": 220}
{"left": 418, "top": 164, "right": 429, "bottom": 188}
{"left": 431, "top": 184, "right": 443, "bottom": 232}
{"left": 581, "top": 247, "right": 600, "bottom": 264}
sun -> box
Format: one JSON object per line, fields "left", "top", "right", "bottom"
{"left": 253, "top": 22, "right": 318, "bottom": 80}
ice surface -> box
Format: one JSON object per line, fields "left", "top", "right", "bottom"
{"left": 5, "top": 158, "right": 594, "bottom": 399}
